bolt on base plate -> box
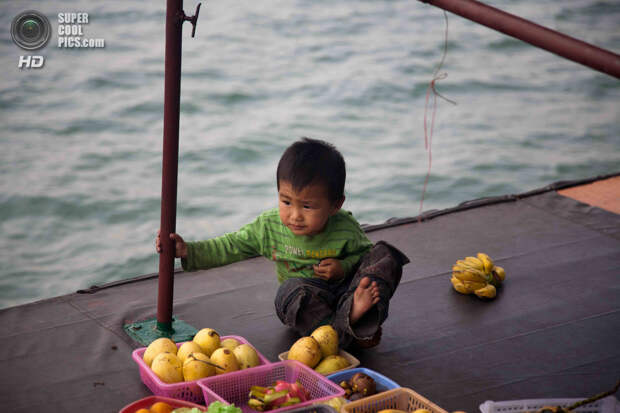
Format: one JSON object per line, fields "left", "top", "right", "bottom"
{"left": 123, "top": 317, "right": 198, "bottom": 346}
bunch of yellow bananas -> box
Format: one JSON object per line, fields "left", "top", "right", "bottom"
{"left": 450, "top": 252, "right": 506, "bottom": 299}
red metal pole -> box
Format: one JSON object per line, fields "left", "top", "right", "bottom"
{"left": 420, "top": 0, "right": 620, "bottom": 79}
{"left": 157, "top": 0, "right": 184, "bottom": 332}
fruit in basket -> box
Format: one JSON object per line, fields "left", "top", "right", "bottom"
{"left": 314, "top": 354, "right": 350, "bottom": 375}
{"left": 413, "top": 410, "right": 432, "bottom": 413}
{"left": 220, "top": 337, "right": 241, "bottom": 350}
{"left": 150, "top": 401, "right": 174, "bottom": 413}
{"left": 248, "top": 380, "right": 310, "bottom": 411}
{"left": 377, "top": 410, "right": 409, "bottom": 413}
{"left": 349, "top": 372, "right": 376, "bottom": 396}
{"left": 287, "top": 336, "right": 322, "bottom": 368}
{"left": 171, "top": 408, "right": 207, "bottom": 413}
{"left": 339, "top": 373, "right": 377, "bottom": 400}
{"left": 318, "top": 396, "right": 347, "bottom": 413}
{"left": 183, "top": 352, "right": 216, "bottom": 381}
{"left": 177, "top": 341, "right": 205, "bottom": 363}
{"left": 210, "top": 347, "right": 240, "bottom": 374}
{"left": 151, "top": 352, "right": 184, "bottom": 383}
{"left": 348, "top": 392, "right": 365, "bottom": 402}
{"left": 310, "top": 325, "right": 339, "bottom": 358}
{"left": 233, "top": 343, "right": 260, "bottom": 369}
{"left": 143, "top": 337, "right": 178, "bottom": 367}
{"left": 193, "top": 328, "right": 221, "bottom": 356}
{"left": 204, "top": 401, "right": 242, "bottom": 413}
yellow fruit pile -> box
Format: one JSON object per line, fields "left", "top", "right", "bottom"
{"left": 142, "top": 328, "right": 261, "bottom": 384}
{"left": 287, "top": 325, "right": 350, "bottom": 375}
{"left": 450, "top": 253, "right": 506, "bottom": 299}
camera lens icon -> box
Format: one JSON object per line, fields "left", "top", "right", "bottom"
{"left": 11, "top": 10, "right": 51, "bottom": 50}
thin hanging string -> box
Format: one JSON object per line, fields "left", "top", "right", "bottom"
{"left": 419, "top": 10, "right": 457, "bottom": 221}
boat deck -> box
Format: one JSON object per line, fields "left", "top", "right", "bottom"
{"left": 1, "top": 173, "right": 619, "bottom": 412}
{"left": 558, "top": 175, "right": 620, "bottom": 214}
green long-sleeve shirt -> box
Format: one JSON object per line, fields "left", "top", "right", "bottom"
{"left": 181, "top": 208, "right": 372, "bottom": 283}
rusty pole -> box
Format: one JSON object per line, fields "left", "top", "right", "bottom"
{"left": 419, "top": 0, "right": 620, "bottom": 79}
{"left": 157, "top": 0, "right": 184, "bottom": 333}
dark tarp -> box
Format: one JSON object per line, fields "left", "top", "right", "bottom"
{"left": 1, "top": 175, "right": 619, "bottom": 412}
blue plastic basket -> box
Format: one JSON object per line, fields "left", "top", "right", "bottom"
{"left": 327, "top": 368, "right": 399, "bottom": 393}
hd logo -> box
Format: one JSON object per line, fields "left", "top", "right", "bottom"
{"left": 18, "top": 55, "right": 45, "bottom": 69}
{"left": 11, "top": 10, "right": 51, "bottom": 69}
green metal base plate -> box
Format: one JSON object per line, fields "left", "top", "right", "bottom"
{"left": 123, "top": 317, "right": 198, "bottom": 346}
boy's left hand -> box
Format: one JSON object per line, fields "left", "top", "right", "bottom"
{"left": 313, "top": 258, "right": 344, "bottom": 282}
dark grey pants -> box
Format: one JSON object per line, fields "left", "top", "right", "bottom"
{"left": 274, "top": 241, "right": 409, "bottom": 348}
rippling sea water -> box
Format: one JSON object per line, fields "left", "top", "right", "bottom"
{"left": 0, "top": 0, "right": 618, "bottom": 309}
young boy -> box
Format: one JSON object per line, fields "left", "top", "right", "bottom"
{"left": 156, "top": 138, "right": 409, "bottom": 348}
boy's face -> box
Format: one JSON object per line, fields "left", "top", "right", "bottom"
{"left": 278, "top": 180, "right": 343, "bottom": 236}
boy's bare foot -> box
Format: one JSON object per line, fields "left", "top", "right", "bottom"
{"left": 350, "top": 277, "right": 380, "bottom": 325}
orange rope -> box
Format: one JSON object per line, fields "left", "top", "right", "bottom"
{"left": 419, "top": 11, "right": 456, "bottom": 220}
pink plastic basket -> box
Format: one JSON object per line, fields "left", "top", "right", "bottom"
{"left": 197, "top": 360, "right": 345, "bottom": 413}
{"left": 132, "top": 335, "right": 271, "bottom": 404}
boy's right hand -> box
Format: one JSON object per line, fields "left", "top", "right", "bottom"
{"left": 156, "top": 230, "right": 188, "bottom": 259}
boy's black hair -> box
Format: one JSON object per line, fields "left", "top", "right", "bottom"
{"left": 277, "top": 137, "right": 346, "bottom": 204}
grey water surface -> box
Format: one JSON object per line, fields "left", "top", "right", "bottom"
{"left": 0, "top": 0, "right": 618, "bottom": 309}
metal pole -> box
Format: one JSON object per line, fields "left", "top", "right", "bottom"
{"left": 419, "top": 0, "right": 620, "bottom": 79}
{"left": 157, "top": 0, "right": 184, "bottom": 333}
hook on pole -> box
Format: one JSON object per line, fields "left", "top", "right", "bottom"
{"left": 181, "top": 2, "right": 202, "bottom": 38}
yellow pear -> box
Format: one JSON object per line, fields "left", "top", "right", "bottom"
{"left": 220, "top": 338, "right": 241, "bottom": 351}
{"left": 151, "top": 352, "right": 183, "bottom": 383}
{"left": 287, "top": 336, "right": 321, "bottom": 368}
{"left": 314, "top": 354, "right": 350, "bottom": 375}
{"left": 177, "top": 341, "right": 205, "bottom": 363}
{"left": 233, "top": 343, "right": 261, "bottom": 369}
{"left": 210, "top": 347, "right": 239, "bottom": 375}
{"left": 193, "top": 328, "right": 221, "bottom": 356}
{"left": 311, "top": 325, "right": 339, "bottom": 358}
{"left": 183, "top": 352, "right": 215, "bottom": 381}
{"left": 143, "top": 337, "right": 177, "bottom": 367}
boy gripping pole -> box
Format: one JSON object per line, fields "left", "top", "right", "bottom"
{"left": 156, "top": 137, "right": 409, "bottom": 348}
